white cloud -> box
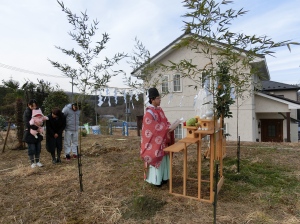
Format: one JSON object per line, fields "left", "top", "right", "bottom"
{"left": 231, "top": 0, "right": 300, "bottom": 41}
{"left": 0, "top": 0, "right": 299, "bottom": 92}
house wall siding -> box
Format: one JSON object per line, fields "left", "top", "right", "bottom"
{"left": 224, "top": 95, "right": 256, "bottom": 142}
{"left": 145, "top": 43, "right": 259, "bottom": 142}
{"left": 269, "top": 90, "right": 298, "bottom": 101}
{"left": 255, "top": 95, "right": 290, "bottom": 113}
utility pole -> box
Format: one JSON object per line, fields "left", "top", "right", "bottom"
{"left": 71, "top": 76, "right": 74, "bottom": 102}
{"left": 95, "top": 90, "right": 98, "bottom": 125}
{"left": 125, "top": 96, "right": 131, "bottom": 122}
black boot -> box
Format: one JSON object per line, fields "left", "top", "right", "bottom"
{"left": 162, "top": 180, "right": 169, "bottom": 185}
{"left": 56, "top": 150, "right": 61, "bottom": 163}
{"left": 51, "top": 152, "right": 56, "bottom": 164}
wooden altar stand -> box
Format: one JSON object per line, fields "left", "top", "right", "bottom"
{"left": 164, "top": 118, "right": 226, "bottom": 203}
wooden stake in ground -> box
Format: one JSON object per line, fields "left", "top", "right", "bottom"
{"left": 2, "top": 120, "right": 11, "bottom": 153}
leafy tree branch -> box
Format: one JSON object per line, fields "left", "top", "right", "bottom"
{"left": 49, "top": 0, "right": 128, "bottom": 97}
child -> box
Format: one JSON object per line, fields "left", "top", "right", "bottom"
{"left": 29, "top": 108, "right": 48, "bottom": 138}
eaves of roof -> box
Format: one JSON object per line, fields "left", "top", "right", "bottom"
{"left": 131, "top": 32, "right": 267, "bottom": 77}
{"left": 256, "top": 91, "right": 300, "bottom": 109}
{"left": 131, "top": 33, "right": 187, "bottom": 75}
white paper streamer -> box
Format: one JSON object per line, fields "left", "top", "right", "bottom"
{"left": 129, "top": 91, "right": 134, "bottom": 109}
{"left": 114, "top": 88, "right": 118, "bottom": 104}
{"left": 134, "top": 91, "right": 139, "bottom": 101}
{"left": 106, "top": 88, "right": 111, "bottom": 107}
{"left": 129, "top": 90, "right": 133, "bottom": 102}
{"left": 98, "top": 91, "right": 104, "bottom": 107}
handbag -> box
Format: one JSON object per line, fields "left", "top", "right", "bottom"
{"left": 22, "top": 129, "right": 29, "bottom": 142}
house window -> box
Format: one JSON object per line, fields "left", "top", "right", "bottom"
{"left": 174, "top": 124, "right": 182, "bottom": 139}
{"left": 161, "top": 75, "right": 169, "bottom": 93}
{"left": 173, "top": 74, "right": 182, "bottom": 92}
{"left": 268, "top": 124, "right": 276, "bottom": 137}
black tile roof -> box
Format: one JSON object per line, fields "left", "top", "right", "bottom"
{"left": 262, "top": 81, "right": 300, "bottom": 91}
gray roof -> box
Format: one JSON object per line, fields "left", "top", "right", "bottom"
{"left": 262, "top": 81, "right": 300, "bottom": 91}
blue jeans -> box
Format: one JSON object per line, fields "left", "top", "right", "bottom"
{"left": 27, "top": 142, "right": 41, "bottom": 164}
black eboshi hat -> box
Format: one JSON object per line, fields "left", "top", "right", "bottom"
{"left": 148, "top": 88, "right": 160, "bottom": 99}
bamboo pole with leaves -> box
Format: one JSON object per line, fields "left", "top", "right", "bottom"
{"left": 49, "top": 0, "right": 128, "bottom": 191}
{"left": 138, "top": 0, "right": 299, "bottom": 221}
{"left": 128, "top": 0, "right": 299, "bottom": 167}
{"left": 160, "top": 0, "right": 299, "bottom": 160}
{"left": 49, "top": 1, "right": 128, "bottom": 98}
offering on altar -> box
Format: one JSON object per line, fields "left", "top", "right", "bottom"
{"left": 186, "top": 117, "right": 197, "bottom": 126}
{"left": 205, "top": 110, "right": 214, "bottom": 120}
{"left": 183, "top": 115, "right": 220, "bottom": 133}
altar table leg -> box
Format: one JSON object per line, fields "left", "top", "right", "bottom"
{"left": 169, "top": 152, "right": 173, "bottom": 194}
{"left": 197, "top": 140, "right": 201, "bottom": 200}
{"left": 183, "top": 145, "right": 187, "bottom": 196}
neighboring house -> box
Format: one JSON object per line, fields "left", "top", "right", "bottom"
{"left": 132, "top": 33, "right": 300, "bottom": 142}
{"left": 256, "top": 81, "right": 300, "bottom": 142}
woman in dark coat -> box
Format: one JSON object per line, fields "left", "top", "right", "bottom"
{"left": 46, "top": 107, "right": 66, "bottom": 164}
{"left": 23, "top": 99, "right": 44, "bottom": 168}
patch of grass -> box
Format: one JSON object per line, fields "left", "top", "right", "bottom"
{"left": 221, "top": 153, "right": 300, "bottom": 207}
{"left": 1, "top": 136, "right": 299, "bottom": 223}
{"left": 122, "top": 195, "right": 167, "bottom": 221}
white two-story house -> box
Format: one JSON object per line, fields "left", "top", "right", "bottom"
{"left": 132, "top": 33, "right": 300, "bottom": 142}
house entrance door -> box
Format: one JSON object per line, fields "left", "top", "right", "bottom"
{"left": 261, "top": 119, "right": 283, "bottom": 142}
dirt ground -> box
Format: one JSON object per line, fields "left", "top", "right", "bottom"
{"left": 0, "top": 130, "right": 300, "bottom": 223}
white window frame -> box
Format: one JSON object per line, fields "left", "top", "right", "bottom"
{"left": 173, "top": 74, "right": 182, "bottom": 92}
{"left": 161, "top": 75, "right": 169, "bottom": 93}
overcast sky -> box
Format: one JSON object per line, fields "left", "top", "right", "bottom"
{"left": 0, "top": 0, "right": 299, "bottom": 93}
